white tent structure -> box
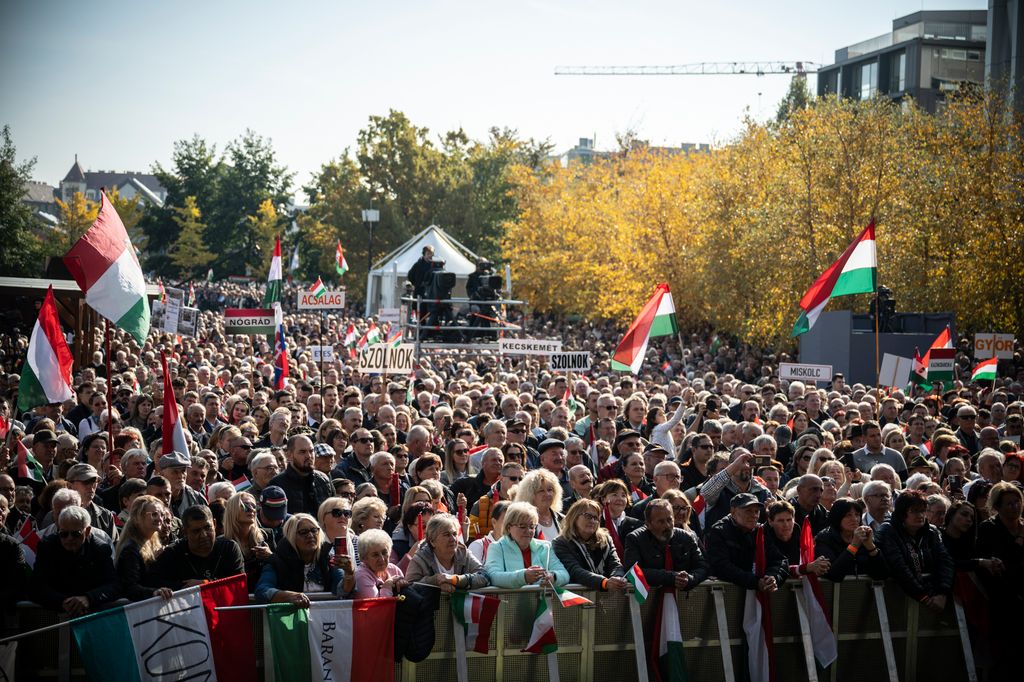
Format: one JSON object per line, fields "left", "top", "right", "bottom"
{"left": 364, "top": 225, "right": 481, "bottom": 316}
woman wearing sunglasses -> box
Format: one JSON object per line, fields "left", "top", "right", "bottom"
{"left": 223, "top": 492, "right": 274, "bottom": 591}
{"left": 318, "top": 497, "right": 359, "bottom": 567}
{"left": 255, "top": 513, "right": 353, "bottom": 605}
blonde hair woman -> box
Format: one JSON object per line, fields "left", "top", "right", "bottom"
{"left": 515, "top": 469, "right": 564, "bottom": 539}
{"left": 255, "top": 513, "right": 352, "bottom": 605}
{"left": 483, "top": 502, "right": 569, "bottom": 588}
{"left": 223, "top": 492, "right": 272, "bottom": 590}
{"left": 551, "top": 499, "right": 627, "bottom": 591}
{"left": 114, "top": 495, "right": 172, "bottom": 601}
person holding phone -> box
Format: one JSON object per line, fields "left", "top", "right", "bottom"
{"left": 318, "top": 496, "right": 358, "bottom": 567}
{"left": 255, "top": 514, "right": 353, "bottom": 605}
{"left": 223, "top": 492, "right": 275, "bottom": 591}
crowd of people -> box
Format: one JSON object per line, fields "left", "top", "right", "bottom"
{"left": 1, "top": 278, "right": 1022, "bottom": 679}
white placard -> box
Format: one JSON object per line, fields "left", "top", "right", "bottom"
{"left": 878, "top": 353, "right": 915, "bottom": 388}
{"left": 499, "top": 338, "right": 563, "bottom": 356}
{"left": 779, "top": 362, "right": 833, "bottom": 383}
{"left": 297, "top": 290, "right": 346, "bottom": 310}
{"left": 358, "top": 343, "right": 415, "bottom": 375}
{"left": 973, "top": 333, "right": 1015, "bottom": 360}
{"left": 163, "top": 286, "right": 184, "bottom": 334}
{"left": 310, "top": 345, "right": 334, "bottom": 362}
{"left": 549, "top": 351, "right": 592, "bottom": 372}
{"left": 378, "top": 307, "right": 401, "bottom": 324}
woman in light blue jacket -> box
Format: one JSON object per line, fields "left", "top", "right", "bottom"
{"left": 484, "top": 502, "right": 570, "bottom": 588}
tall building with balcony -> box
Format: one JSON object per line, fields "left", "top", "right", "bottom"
{"left": 817, "top": 10, "right": 988, "bottom": 112}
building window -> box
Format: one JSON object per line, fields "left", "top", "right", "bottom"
{"left": 859, "top": 61, "right": 877, "bottom": 99}
{"left": 890, "top": 52, "right": 906, "bottom": 92}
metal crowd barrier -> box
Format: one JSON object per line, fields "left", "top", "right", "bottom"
{"left": 7, "top": 577, "right": 968, "bottom": 681}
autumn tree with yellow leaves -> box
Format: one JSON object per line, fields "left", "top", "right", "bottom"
{"left": 503, "top": 89, "right": 1024, "bottom": 345}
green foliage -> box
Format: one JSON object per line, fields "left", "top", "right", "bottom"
{"left": 169, "top": 196, "right": 214, "bottom": 278}
{"left": 0, "top": 125, "right": 44, "bottom": 275}
{"left": 53, "top": 192, "right": 98, "bottom": 254}
{"left": 775, "top": 75, "right": 813, "bottom": 125}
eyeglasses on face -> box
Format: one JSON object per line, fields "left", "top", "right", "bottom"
{"left": 296, "top": 527, "right": 319, "bottom": 537}
{"left": 241, "top": 503, "right": 258, "bottom": 513}
{"left": 338, "top": 492, "right": 356, "bottom": 499}
{"left": 354, "top": 437, "right": 373, "bottom": 444}
{"left": 329, "top": 508, "right": 353, "bottom": 518}
{"left": 580, "top": 512, "right": 600, "bottom": 522}
{"left": 59, "top": 529, "right": 84, "bottom": 539}
{"left": 505, "top": 475, "right": 522, "bottom": 482}
{"left": 453, "top": 448, "right": 468, "bottom": 455}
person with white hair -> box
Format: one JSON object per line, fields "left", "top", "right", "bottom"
{"left": 861, "top": 480, "right": 893, "bottom": 530}
{"left": 30, "top": 506, "right": 118, "bottom": 615}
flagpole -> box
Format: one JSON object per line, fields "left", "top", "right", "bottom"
{"left": 873, "top": 289, "right": 881, "bottom": 389}
{"left": 104, "top": 318, "right": 113, "bottom": 453}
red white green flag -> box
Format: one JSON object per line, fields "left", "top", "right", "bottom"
{"left": 17, "top": 517, "right": 40, "bottom": 568}
{"left": 971, "top": 357, "right": 998, "bottom": 382}
{"left": 310, "top": 277, "right": 327, "bottom": 300}
{"left": 63, "top": 191, "right": 150, "bottom": 344}
{"left": 17, "top": 286, "right": 74, "bottom": 413}
{"left": 16, "top": 439, "right": 45, "bottom": 484}
{"left": 625, "top": 563, "right": 650, "bottom": 604}
{"left": 921, "top": 325, "right": 953, "bottom": 369}
{"left": 800, "top": 521, "right": 837, "bottom": 667}
{"left": 451, "top": 591, "right": 500, "bottom": 654}
{"left": 555, "top": 587, "right": 592, "bottom": 607}
{"left": 335, "top": 240, "right": 349, "bottom": 276}
{"left": 344, "top": 324, "right": 357, "bottom": 347}
{"left": 160, "top": 353, "right": 189, "bottom": 456}
{"left": 792, "top": 222, "right": 877, "bottom": 337}
{"left": 263, "top": 236, "right": 283, "bottom": 321}
{"left": 612, "top": 283, "right": 678, "bottom": 374}
{"left": 908, "top": 347, "right": 931, "bottom": 389}
{"left": 522, "top": 595, "right": 557, "bottom": 654}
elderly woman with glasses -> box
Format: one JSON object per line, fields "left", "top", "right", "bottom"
{"left": 223, "top": 492, "right": 274, "bottom": 590}
{"left": 552, "top": 499, "right": 627, "bottom": 591}
{"left": 255, "top": 513, "right": 352, "bottom": 605}
{"left": 405, "top": 513, "right": 489, "bottom": 592}
{"left": 876, "top": 490, "right": 954, "bottom": 611}
{"left": 485, "top": 502, "right": 569, "bottom": 589}
{"left": 354, "top": 528, "right": 408, "bottom": 598}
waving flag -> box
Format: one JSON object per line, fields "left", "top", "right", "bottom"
{"left": 17, "top": 286, "right": 74, "bottom": 413}
{"left": 310, "top": 277, "right": 327, "bottom": 300}
{"left": 187, "top": 282, "right": 196, "bottom": 307}
{"left": 555, "top": 587, "right": 593, "bottom": 608}
{"left": 335, "top": 240, "right": 349, "bottom": 276}
{"left": 71, "top": 575, "right": 254, "bottom": 682}
{"left": 691, "top": 493, "right": 707, "bottom": 534}
{"left": 16, "top": 439, "right": 45, "bottom": 484}
{"left": 971, "top": 357, "right": 998, "bottom": 383}
{"left": 921, "top": 325, "right": 953, "bottom": 368}
{"left": 742, "top": 526, "right": 775, "bottom": 682}
{"left": 625, "top": 563, "right": 650, "bottom": 604}
{"left": 908, "top": 347, "right": 931, "bottom": 390}
{"left": 63, "top": 190, "right": 150, "bottom": 343}
{"left": 17, "top": 516, "right": 40, "bottom": 568}
{"left": 160, "top": 353, "right": 189, "bottom": 456}
{"left": 263, "top": 236, "right": 283, "bottom": 321}
{"left": 522, "top": 596, "right": 557, "bottom": 654}
{"left": 792, "top": 223, "right": 877, "bottom": 337}
{"left": 800, "top": 521, "right": 837, "bottom": 667}
{"left": 343, "top": 324, "right": 357, "bottom": 347}
{"left": 612, "top": 283, "right": 678, "bottom": 374}
{"left": 451, "top": 591, "right": 500, "bottom": 654}
{"left": 385, "top": 327, "right": 403, "bottom": 347}
{"left": 266, "top": 599, "right": 395, "bottom": 682}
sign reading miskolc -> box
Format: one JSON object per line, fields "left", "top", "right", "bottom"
{"left": 224, "top": 309, "right": 277, "bottom": 335}
{"left": 298, "top": 290, "right": 346, "bottom": 310}
{"left": 778, "top": 362, "right": 833, "bottom": 384}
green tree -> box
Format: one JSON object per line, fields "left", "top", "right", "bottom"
{"left": 0, "top": 125, "right": 44, "bottom": 276}
{"left": 107, "top": 187, "right": 146, "bottom": 252}
{"left": 53, "top": 192, "right": 98, "bottom": 254}
{"left": 169, "top": 196, "right": 214, "bottom": 279}
{"left": 775, "top": 75, "right": 813, "bottom": 125}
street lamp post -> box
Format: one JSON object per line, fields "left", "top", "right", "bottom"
{"left": 361, "top": 205, "right": 380, "bottom": 274}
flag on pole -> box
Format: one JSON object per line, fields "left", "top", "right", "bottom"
{"left": 625, "top": 563, "right": 650, "bottom": 604}
{"left": 157, "top": 278, "right": 167, "bottom": 304}
{"left": 971, "top": 357, "right": 998, "bottom": 383}
{"left": 310, "top": 277, "right": 327, "bottom": 300}
{"left": 654, "top": 590, "right": 688, "bottom": 682}
{"left": 908, "top": 347, "right": 931, "bottom": 390}
{"left": 63, "top": 190, "right": 150, "bottom": 344}
{"left": 555, "top": 587, "right": 593, "bottom": 607}
{"left": 451, "top": 591, "right": 500, "bottom": 654}
{"left": 263, "top": 236, "right": 283, "bottom": 321}
{"left": 17, "top": 516, "right": 40, "bottom": 567}
{"left": 232, "top": 476, "right": 252, "bottom": 492}
{"left": 366, "top": 322, "right": 381, "bottom": 345}
{"left": 160, "top": 353, "right": 189, "bottom": 456}
{"left": 800, "top": 521, "right": 837, "bottom": 668}
{"left": 612, "top": 283, "right": 679, "bottom": 374}
{"left": 17, "top": 286, "right": 74, "bottom": 413}
{"left": 742, "top": 526, "right": 775, "bottom": 682}
{"left": 274, "top": 322, "right": 289, "bottom": 390}
{"left": 71, "top": 575, "right": 254, "bottom": 682}
{"left": 335, "top": 240, "right": 349, "bottom": 276}
{"left": 16, "top": 439, "right": 45, "bottom": 484}
{"left": 921, "top": 325, "right": 953, "bottom": 368}
{"left": 691, "top": 494, "right": 707, "bottom": 533}
{"left": 522, "top": 596, "right": 558, "bottom": 654}
{"left": 385, "top": 327, "right": 403, "bottom": 347}
{"left": 265, "top": 599, "right": 396, "bottom": 682}
{"left": 344, "top": 324, "right": 357, "bottom": 347}
{"left": 791, "top": 222, "right": 877, "bottom": 337}
{"left": 205, "top": 267, "right": 214, "bottom": 282}
{"left": 289, "top": 243, "right": 300, "bottom": 273}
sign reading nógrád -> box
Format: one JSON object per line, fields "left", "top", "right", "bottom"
{"left": 224, "top": 309, "right": 276, "bottom": 335}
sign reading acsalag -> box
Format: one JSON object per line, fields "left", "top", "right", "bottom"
{"left": 549, "top": 352, "right": 591, "bottom": 372}
{"left": 778, "top": 362, "right": 833, "bottom": 384}
{"left": 499, "top": 339, "right": 563, "bottom": 356}
{"left": 224, "top": 309, "right": 276, "bottom": 335}
{"left": 297, "top": 290, "right": 346, "bottom": 310}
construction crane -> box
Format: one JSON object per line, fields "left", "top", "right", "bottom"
{"left": 554, "top": 61, "right": 820, "bottom": 77}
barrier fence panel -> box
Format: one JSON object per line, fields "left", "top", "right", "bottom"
{"left": 8, "top": 577, "right": 969, "bottom": 682}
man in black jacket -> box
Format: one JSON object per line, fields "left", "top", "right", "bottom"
{"left": 152, "top": 505, "right": 245, "bottom": 589}
{"left": 407, "top": 245, "right": 435, "bottom": 297}
{"left": 705, "top": 493, "right": 789, "bottom": 592}
{"left": 451, "top": 448, "right": 504, "bottom": 504}
{"left": 270, "top": 435, "right": 333, "bottom": 515}
{"left": 30, "top": 506, "right": 118, "bottom": 615}
{"left": 623, "top": 499, "right": 708, "bottom": 590}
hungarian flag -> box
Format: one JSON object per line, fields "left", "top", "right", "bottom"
{"left": 16, "top": 439, "right": 45, "bottom": 484}
{"left": 187, "top": 282, "right": 196, "bottom": 307}
{"left": 451, "top": 591, "right": 500, "bottom": 654}
{"left": 232, "top": 476, "right": 252, "bottom": 492}
{"left": 160, "top": 353, "right": 189, "bottom": 456}
{"left": 17, "top": 517, "right": 40, "bottom": 568}
{"left": 799, "top": 521, "right": 837, "bottom": 668}
{"left": 522, "top": 596, "right": 557, "bottom": 654}
{"left": 742, "top": 526, "right": 775, "bottom": 682}
{"left": 385, "top": 327, "right": 403, "bottom": 347}
{"left": 691, "top": 494, "right": 707, "bottom": 534}
{"left": 971, "top": 357, "right": 998, "bottom": 382}
{"left": 310, "top": 277, "right": 327, "bottom": 300}
{"left": 274, "top": 322, "right": 289, "bottom": 390}
{"left": 17, "top": 286, "right": 74, "bottom": 413}
{"left": 921, "top": 325, "right": 953, "bottom": 368}
{"left": 335, "top": 240, "right": 349, "bottom": 276}
{"left": 157, "top": 278, "right": 167, "bottom": 304}
{"left": 357, "top": 323, "right": 381, "bottom": 351}
{"left": 653, "top": 590, "right": 688, "bottom": 682}
{"left": 908, "top": 347, "right": 931, "bottom": 390}
{"left": 0, "top": 414, "right": 9, "bottom": 440}
{"left": 266, "top": 599, "right": 395, "bottom": 681}
{"left": 791, "top": 222, "right": 877, "bottom": 337}
{"left": 555, "top": 587, "right": 593, "bottom": 607}
{"left": 71, "top": 575, "right": 255, "bottom": 682}
{"left": 631, "top": 485, "right": 648, "bottom": 504}
{"left": 263, "top": 236, "right": 283, "bottom": 320}
{"left": 63, "top": 190, "right": 150, "bottom": 343}
{"left": 612, "top": 283, "right": 678, "bottom": 374}
{"left": 625, "top": 563, "right": 650, "bottom": 604}
{"left": 344, "top": 324, "right": 358, "bottom": 347}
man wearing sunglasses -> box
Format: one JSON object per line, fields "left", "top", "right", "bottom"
{"left": 30, "top": 506, "right": 118, "bottom": 616}
{"left": 452, "top": 447, "right": 504, "bottom": 511}
{"left": 468, "top": 461, "right": 522, "bottom": 540}
{"left": 332, "top": 428, "right": 375, "bottom": 484}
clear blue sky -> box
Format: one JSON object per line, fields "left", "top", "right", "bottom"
{"left": 1, "top": 0, "right": 986, "bottom": 200}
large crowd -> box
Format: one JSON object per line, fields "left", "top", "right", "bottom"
{"left": 1, "top": 279, "right": 1023, "bottom": 680}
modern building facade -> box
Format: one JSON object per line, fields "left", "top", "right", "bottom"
{"left": 817, "top": 10, "right": 988, "bottom": 112}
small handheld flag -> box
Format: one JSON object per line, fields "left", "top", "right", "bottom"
{"left": 335, "top": 240, "right": 349, "bottom": 276}
{"left": 971, "top": 357, "right": 998, "bottom": 383}
{"left": 625, "top": 564, "right": 650, "bottom": 604}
